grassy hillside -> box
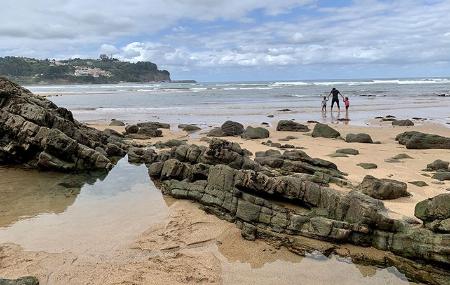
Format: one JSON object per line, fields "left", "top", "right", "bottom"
{"left": 0, "top": 56, "right": 171, "bottom": 84}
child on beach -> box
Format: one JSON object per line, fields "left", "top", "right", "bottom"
{"left": 343, "top": 96, "right": 350, "bottom": 111}
{"left": 321, "top": 96, "right": 328, "bottom": 112}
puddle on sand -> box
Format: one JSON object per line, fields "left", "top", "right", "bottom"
{"left": 0, "top": 158, "right": 169, "bottom": 254}
{"left": 0, "top": 158, "right": 418, "bottom": 284}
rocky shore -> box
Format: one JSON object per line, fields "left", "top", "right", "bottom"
{"left": 1, "top": 78, "right": 450, "bottom": 285}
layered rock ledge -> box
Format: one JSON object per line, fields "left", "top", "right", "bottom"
{"left": 141, "top": 138, "right": 450, "bottom": 285}
{"left": 0, "top": 77, "right": 127, "bottom": 171}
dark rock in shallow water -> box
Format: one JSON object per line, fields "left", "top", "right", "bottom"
{"left": 357, "top": 163, "right": 378, "bottom": 169}
{"left": 276, "top": 120, "right": 310, "bottom": 132}
{"left": 178, "top": 124, "right": 201, "bottom": 132}
{"left": 221, "top": 120, "right": 244, "bottom": 136}
{"left": 0, "top": 276, "right": 39, "bottom": 285}
{"left": 392, "top": 119, "right": 414, "bottom": 126}
{"left": 336, "top": 148, "right": 359, "bottom": 155}
{"left": 206, "top": 127, "right": 225, "bottom": 137}
{"left": 241, "top": 126, "right": 270, "bottom": 139}
{"left": 426, "top": 159, "right": 449, "bottom": 171}
{"left": 396, "top": 131, "right": 450, "bottom": 149}
{"left": 109, "top": 119, "right": 125, "bottom": 126}
{"left": 346, "top": 133, "right": 373, "bottom": 144}
{"left": 0, "top": 77, "right": 126, "bottom": 171}
{"left": 311, "top": 123, "right": 341, "bottom": 139}
{"left": 359, "top": 175, "right": 410, "bottom": 200}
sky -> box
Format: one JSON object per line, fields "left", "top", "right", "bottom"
{"left": 1, "top": 0, "right": 450, "bottom": 81}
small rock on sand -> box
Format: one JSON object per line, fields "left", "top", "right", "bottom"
{"left": 357, "top": 163, "right": 378, "bottom": 169}
{"left": 409, "top": 181, "right": 429, "bottom": 187}
{"left": 276, "top": 120, "right": 310, "bottom": 132}
{"left": 336, "top": 148, "right": 359, "bottom": 155}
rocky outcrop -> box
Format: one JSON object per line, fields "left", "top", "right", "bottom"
{"left": 311, "top": 123, "right": 340, "bottom": 138}
{"left": 396, "top": 131, "right": 450, "bottom": 149}
{"left": 276, "top": 120, "right": 310, "bottom": 132}
{"left": 221, "top": 121, "right": 244, "bottom": 136}
{"left": 145, "top": 138, "right": 450, "bottom": 284}
{"left": 346, "top": 133, "right": 373, "bottom": 144}
{"left": 0, "top": 77, "right": 127, "bottom": 171}
{"left": 241, "top": 126, "right": 269, "bottom": 139}
{"left": 358, "top": 175, "right": 410, "bottom": 200}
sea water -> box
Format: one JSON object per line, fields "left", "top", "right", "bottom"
{"left": 27, "top": 78, "right": 450, "bottom": 127}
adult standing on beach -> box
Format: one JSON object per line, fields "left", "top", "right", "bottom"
{"left": 328, "top": 88, "right": 344, "bottom": 112}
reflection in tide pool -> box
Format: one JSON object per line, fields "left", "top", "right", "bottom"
{"left": 0, "top": 158, "right": 169, "bottom": 254}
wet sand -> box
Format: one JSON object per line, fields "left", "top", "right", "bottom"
{"left": 1, "top": 119, "right": 448, "bottom": 284}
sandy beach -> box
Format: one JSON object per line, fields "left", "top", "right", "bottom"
{"left": 2, "top": 116, "right": 448, "bottom": 284}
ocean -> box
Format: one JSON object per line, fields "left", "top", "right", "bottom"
{"left": 27, "top": 78, "right": 450, "bottom": 126}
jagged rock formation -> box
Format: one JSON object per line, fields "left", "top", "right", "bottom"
{"left": 0, "top": 77, "right": 127, "bottom": 171}
{"left": 143, "top": 138, "right": 450, "bottom": 285}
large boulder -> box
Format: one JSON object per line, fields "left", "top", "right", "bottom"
{"left": 426, "top": 159, "right": 449, "bottom": 171}
{"left": 311, "top": 123, "right": 340, "bottom": 138}
{"left": 241, "top": 126, "right": 270, "bottom": 139}
{"left": 0, "top": 77, "right": 125, "bottom": 171}
{"left": 346, "top": 133, "right": 373, "bottom": 143}
{"left": 358, "top": 175, "right": 410, "bottom": 200}
{"left": 415, "top": 193, "right": 450, "bottom": 222}
{"left": 220, "top": 121, "right": 244, "bottom": 136}
{"left": 396, "top": 131, "right": 450, "bottom": 149}
{"left": 276, "top": 120, "right": 310, "bottom": 132}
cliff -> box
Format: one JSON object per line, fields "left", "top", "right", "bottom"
{"left": 0, "top": 56, "right": 171, "bottom": 84}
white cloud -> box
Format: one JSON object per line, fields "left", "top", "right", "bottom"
{"left": 1, "top": 0, "right": 450, "bottom": 80}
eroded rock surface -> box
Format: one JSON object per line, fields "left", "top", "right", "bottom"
{"left": 144, "top": 137, "right": 450, "bottom": 284}
{"left": 0, "top": 78, "right": 126, "bottom": 171}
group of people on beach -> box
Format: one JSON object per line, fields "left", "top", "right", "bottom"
{"left": 322, "top": 88, "right": 349, "bottom": 113}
